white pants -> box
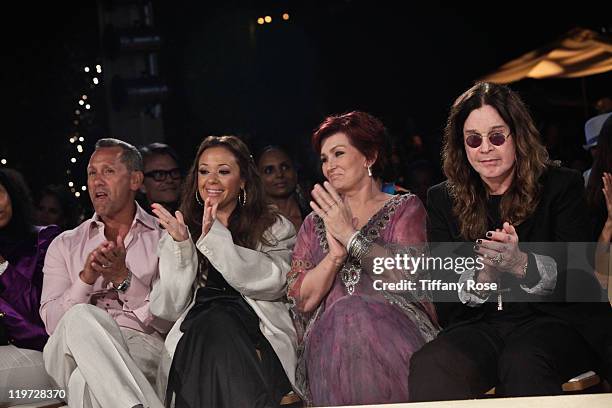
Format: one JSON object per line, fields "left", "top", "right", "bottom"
{"left": 43, "top": 304, "right": 164, "bottom": 408}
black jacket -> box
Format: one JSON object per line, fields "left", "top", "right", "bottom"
{"left": 426, "top": 166, "right": 612, "bottom": 380}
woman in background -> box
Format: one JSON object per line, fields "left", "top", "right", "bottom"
{"left": 35, "top": 184, "right": 81, "bottom": 230}
{"left": 0, "top": 169, "right": 61, "bottom": 403}
{"left": 586, "top": 115, "right": 612, "bottom": 290}
{"left": 257, "top": 145, "right": 309, "bottom": 231}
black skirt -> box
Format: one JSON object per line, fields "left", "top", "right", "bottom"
{"left": 166, "top": 274, "right": 291, "bottom": 408}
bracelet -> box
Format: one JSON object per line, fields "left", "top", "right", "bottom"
{"left": 519, "top": 261, "right": 528, "bottom": 280}
{"left": 517, "top": 254, "right": 528, "bottom": 280}
{"left": 347, "top": 231, "right": 371, "bottom": 260}
{"left": 345, "top": 231, "right": 360, "bottom": 252}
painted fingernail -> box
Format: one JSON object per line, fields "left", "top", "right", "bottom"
{"left": 473, "top": 245, "right": 480, "bottom": 250}
{"left": 486, "top": 231, "right": 493, "bottom": 238}
{"left": 476, "top": 239, "right": 482, "bottom": 244}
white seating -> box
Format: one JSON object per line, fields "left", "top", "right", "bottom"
{"left": 0, "top": 346, "right": 61, "bottom": 407}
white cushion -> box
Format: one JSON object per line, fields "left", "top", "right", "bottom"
{"left": 0, "top": 345, "right": 61, "bottom": 406}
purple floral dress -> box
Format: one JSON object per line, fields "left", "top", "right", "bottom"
{"left": 288, "top": 194, "right": 439, "bottom": 406}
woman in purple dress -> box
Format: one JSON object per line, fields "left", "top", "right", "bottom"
{"left": 0, "top": 169, "right": 60, "bottom": 351}
{"left": 287, "top": 111, "right": 439, "bottom": 406}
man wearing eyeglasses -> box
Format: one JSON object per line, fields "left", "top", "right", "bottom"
{"left": 139, "top": 143, "right": 182, "bottom": 214}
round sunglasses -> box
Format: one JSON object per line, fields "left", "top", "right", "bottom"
{"left": 465, "top": 132, "right": 511, "bottom": 148}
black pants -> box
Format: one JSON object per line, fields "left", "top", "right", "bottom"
{"left": 409, "top": 315, "right": 598, "bottom": 401}
{"left": 167, "top": 289, "right": 291, "bottom": 408}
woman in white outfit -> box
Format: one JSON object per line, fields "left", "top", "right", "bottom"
{"left": 149, "top": 135, "right": 298, "bottom": 408}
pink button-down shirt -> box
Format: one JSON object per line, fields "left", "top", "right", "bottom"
{"left": 40, "top": 203, "right": 173, "bottom": 338}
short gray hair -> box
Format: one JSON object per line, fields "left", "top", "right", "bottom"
{"left": 94, "top": 138, "right": 143, "bottom": 172}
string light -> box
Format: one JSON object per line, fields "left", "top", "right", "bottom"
{"left": 67, "top": 63, "right": 101, "bottom": 200}
{"left": 264, "top": 16, "right": 272, "bottom": 23}
{"left": 257, "top": 17, "right": 264, "bottom": 25}
{"left": 0, "top": 159, "right": 6, "bottom": 165}
{"left": 282, "top": 13, "right": 289, "bottom": 20}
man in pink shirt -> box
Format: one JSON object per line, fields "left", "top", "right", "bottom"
{"left": 41, "top": 138, "right": 171, "bottom": 408}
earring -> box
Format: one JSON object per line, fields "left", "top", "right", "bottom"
{"left": 239, "top": 188, "right": 247, "bottom": 206}
{"left": 195, "top": 190, "right": 203, "bottom": 206}
{"left": 367, "top": 166, "right": 373, "bottom": 177}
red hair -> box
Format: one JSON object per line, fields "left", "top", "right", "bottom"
{"left": 312, "top": 111, "right": 389, "bottom": 178}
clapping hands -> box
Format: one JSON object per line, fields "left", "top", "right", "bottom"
{"left": 310, "top": 181, "right": 356, "bottom": 246}
{"left": 473, "top": 221, "right": 528, "bottom": 279}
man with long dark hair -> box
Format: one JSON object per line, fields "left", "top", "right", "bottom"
{"left": 410, "top": 82, "right": 612, "bottom": 400}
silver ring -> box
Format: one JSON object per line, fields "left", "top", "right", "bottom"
{"left": 102, "top": 263, "right": 112, "bottom": 269}
{"left": 491, "top": 254, "right": 503, "bottom": 264}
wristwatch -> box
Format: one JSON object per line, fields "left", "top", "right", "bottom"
{"left": 113, "top": 269, "right": 132, "bottom": 293}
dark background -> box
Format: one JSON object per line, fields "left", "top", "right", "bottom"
{"left": 3, "top": 0, "right": 610, "bottom": 208}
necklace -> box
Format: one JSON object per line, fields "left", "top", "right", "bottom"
{"left": 341, "top": 263, "right": 360, "bottom": 295}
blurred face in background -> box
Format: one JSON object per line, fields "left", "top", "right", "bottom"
{"left": 142, "top": 153, "right": 181, "bottom": 206}
{"left": 0, "top": 183, "right": 12, "bottom": 229}
{"left": 258, "top": 149, "right": 298, "bottom": 199}
{"left": 35, "top": 194, "right": 64, "bottom": 227}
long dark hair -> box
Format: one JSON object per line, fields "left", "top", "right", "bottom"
{"left": 0, "top": 169, "right": 36, "bottom": 253}
{"left": 180, "top": 136, "right": 279, "bottom": 251}
{"left": 443, "top": 82, "right": 551, "bottom": 240}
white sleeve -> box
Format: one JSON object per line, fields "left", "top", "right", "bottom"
{"left": 149, "top": 232, "right": 199, "bottom": 321}
{"left": 520, "top": 253, "right": 557, "bottom": 296}
{"left": 457, "top": 268, "right": 489, "bottom": 306}
{"left": 0, "top": 261, "right": 8, "bottom": 276}
{"left": 196, "top": 216, "right": 296, "bottom": 301}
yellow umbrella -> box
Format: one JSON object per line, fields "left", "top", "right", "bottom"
{"left": 481, "top": 28, "right": 612, "bottom": 84}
